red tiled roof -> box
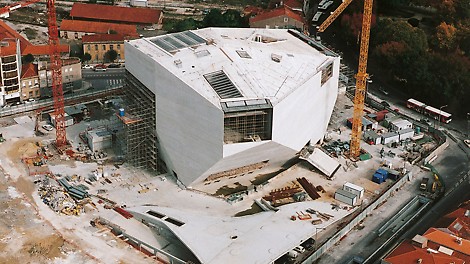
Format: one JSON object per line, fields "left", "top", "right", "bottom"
{"left": 424, "top": 228, "right": 470, "bottom": 256}
{"left": 60, "top": 20, "right": 138, "bottom": 38}
{"left": 82, "top": 34, "right": 125, "bottom": 43}
{"left": 249, "top": 6, "right": 304, "bottom": 24}
{"left": 384, "top": 240, "right": 465, "bottom": 264}
{"left": 0, "top": 39, "right": 18, "bottom": 56}
{"left": 435, "top": 202, "right": 470, "bottom": 239}
{"left": 21, "top": 63, "right": 38, "bottom": 79}
{"left": 23, "top": 44, "right": 70, "bottom": 55}
{"left": 70, "top": 3, "right": 162, "bottom": 24}
{"left": 0, "top": 20, "right": 69, "bottom": 55}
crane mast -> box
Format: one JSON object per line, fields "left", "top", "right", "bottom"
{"left": 47, "top": 0, "right": 67, "bottom": 148}
{"left": 349, "top": 0, "right": 373, "bottom": 158}
{"left": 316, "top": 0, "right": 374, "bottom": 158}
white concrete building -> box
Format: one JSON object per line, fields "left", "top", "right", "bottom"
{"left": 124, "top": 28, "right": 340, "bottom": 186}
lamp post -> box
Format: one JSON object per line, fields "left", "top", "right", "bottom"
{"left": 437, "top": 105, "right": 448, "bottom": 130}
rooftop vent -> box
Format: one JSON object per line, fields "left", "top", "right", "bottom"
{"left": 0, "top": 41, "right": 9, "bottom": 47}
{"left": 174, "top": 59, "right": 182, "bottom": 68}
{"left": 271, "top": 53, "right": 282, "bottom": 63}
{"left": 204, "top": 70, "right": 242, "bottom": 99}
{"left": 195, "top": 49, "right": 210, "bottom": 58}
{"left": 465, "top": 210, "right": 469, "bottom": 217}
{"left": 236, "top": 50, "right": 251, "bottom": 59}
{"left": 417, "top": 259, "right": 422, "bottom": 264}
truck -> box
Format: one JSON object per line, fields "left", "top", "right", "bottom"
{"left": 420, "top": 177, "right": 429, "bottom": 191}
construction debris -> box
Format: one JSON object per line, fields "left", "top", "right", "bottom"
{"left": 37, "top": 175, "right": 83, "bottom": 216}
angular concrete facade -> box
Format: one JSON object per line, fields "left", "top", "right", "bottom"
{"left": 125, "top": 28, "right": 340, "bottom": 186}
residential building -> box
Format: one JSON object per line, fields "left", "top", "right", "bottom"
{"left": 20, "top": 63, "right": 40, "bottom": 100}
{"left": 0, "top": 39, "right": 21, "bottom": 106}
{"left": 249, "top": 6, "right": 305, "bottom": 31}
{"left": 70, "top": 3, "right": 163, "bottom": 27}
{"left": 124, "top": 28, "right": 340, "bottom": 187}
{"left": 59, "top": 20, "right": 139, "bottom": 40}
{"left": 82, "top": 34, "right": 126, "bottom": 63}
{"left": 38, "top": 58, "right": 82, "bottom": 98}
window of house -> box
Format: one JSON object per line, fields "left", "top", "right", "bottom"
{"left": 87, "top": 45, "right": 91, "bottom": 51}
{"left": 117, "top": 44, "right": 121, "bottom": 49}
{"left": 35, "top": 90, "right": 39, "bottom": 96}
{"left": 95, "top": 44, "right": 98, "bottom": 51}
{"left": 28, "top": 81, "right": 31, "bottom": 85}
{"left": 40, "top": 73, "right": 45, "bottom": 78}
{"left": 65, "top": 68, "right": 68, "bottom": 73}
{"left": 284, "top": 17, "right": 288, "bottom": 22}
{"left": 102, "top": 45, "right": 106, "bottom": 50}
{"left": 34, "top": 79, "right": 38, "bottom": 84}
{"left": 64, "top": 32, "right": 68, "bottom": 39}
{"left": 29, "top": 91, "right": 33, "bottom": 97}
{"left": 74, "top": 32, "right": 78, "bottom": 39}
{"left": 95, "top": 54, "right": 99, "bottom": 60}
{"left": 22, "top": 82, "right": 25, "bottom": 87}
{"left": 69, "top": 67, "right": 72, "bottom": 71}
{"left": 110, "top": 45, "right": 114, "bottom": 50}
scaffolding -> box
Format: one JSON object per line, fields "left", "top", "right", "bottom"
{"left": 120, "top": 71, "right": 166, "bottom": 173}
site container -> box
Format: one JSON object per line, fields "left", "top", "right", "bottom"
{"left": 334, "top": 189, "right": 357, "bottom": 205}
{"left": 343, "top": 182, "right": 364, "bottom": 199}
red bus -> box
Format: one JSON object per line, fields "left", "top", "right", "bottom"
{"left": 406, "top": 98, "right": 452, "bottom": 124}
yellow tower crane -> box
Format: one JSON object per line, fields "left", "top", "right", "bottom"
{"left": 317, "top": 0, "right": 374, "bottom": 158}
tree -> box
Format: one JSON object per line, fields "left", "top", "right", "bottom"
{"left": 104, "top": 49, "right": 118, "bottom": 62}
{"left": 22, "top": 53, "right": 34, "bottom": 64}
{"left": 434, "top": 22, "right": 458, "bottom": 51}
{"left": 83, "top": 52, "right": 92, "bottom": 63}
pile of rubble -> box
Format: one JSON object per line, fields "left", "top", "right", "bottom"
{"left": 36, "top": 175, "right": 86, "bottom": 216}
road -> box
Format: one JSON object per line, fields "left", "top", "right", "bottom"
{"left": 82, "top": 68, "right": 125, "bottom": 90}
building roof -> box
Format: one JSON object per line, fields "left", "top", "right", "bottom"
{"left": 70, "top": 3, "right": 162, "bottom": 24}
{"left": 435, "top": 201, "right": 470, "bottom": 239}
{"left": 249, "top": 6, "right": 304, "bottom": 24}
{"left": 424, "top": 228, "right": 470, "bottom": 256}
{"left": 128, "top": 200, "right": 353, "bottom": 264}
{"left": 23, "top": 44, "right": 70, "bottom": 55}
{"left": 21, "top": 63, "right": 38, "bottom": 79}
{"left": 127, "top": 28, "right": 336, "bottom": 109}
{"left": 60, "top": 20, "right": 139, "bottom": 38}
{"left": 384, "top": 239, "right": 465, "bottom": 264}
{"left": 0, "top": 20, "right": 69, "bottom": 55}
{"left": 82, "top": 33, "right": 126, "bottom": 43}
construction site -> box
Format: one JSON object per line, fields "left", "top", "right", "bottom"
{"left": 0, "top": 0, "right": 463, "bottom": 263}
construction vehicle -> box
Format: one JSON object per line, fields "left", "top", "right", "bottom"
{"left": 316, "top": 0, "right": 374, "bottom": 158}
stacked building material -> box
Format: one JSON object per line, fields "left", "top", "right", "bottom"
{"left": 297, "top": 177, "right": 321, "bottom": 200}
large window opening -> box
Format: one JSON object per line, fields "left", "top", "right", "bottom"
{"left": 222, "top": 99, "right": 273, "bottom": 144}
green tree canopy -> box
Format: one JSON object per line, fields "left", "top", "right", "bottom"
{"left": 22, "top": 53, "right": 35, "bottom": 64}
{"left": 83, "top": 52, "right": 92, "bottom": 62}
{"left": 104, "top": 49, "right": 118, "bottom": 62}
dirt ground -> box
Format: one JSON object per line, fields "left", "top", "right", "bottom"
{"left": 0, "top": 137, "right": 95, "bottom": 264}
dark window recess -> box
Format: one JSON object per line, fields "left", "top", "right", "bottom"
{"left": 204, "top": 70, "right": 242, "bottom": 99}
{"left": 147, "top": 210, "right": 165, "bottom": 218}
{"left": 321, "top": 62, "right": 333, "bottom": 86}
{"left": 164, "top": 217, "right": 185, "bottom": 227}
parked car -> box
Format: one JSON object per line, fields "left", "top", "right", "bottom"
{"left": 293, "top": 245, "right": 305, "bottom": 254}
{"left": 94, "top": 65, "right": 107, "bottom": 72}
{"left": 82, "top": 64, "right": 94, "bottom": 69}
{"left": 108, "top": 63, "right": 121, "bottom": 68}
{"left": 42, "top": 124, "right": 53, "bottom": 131}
